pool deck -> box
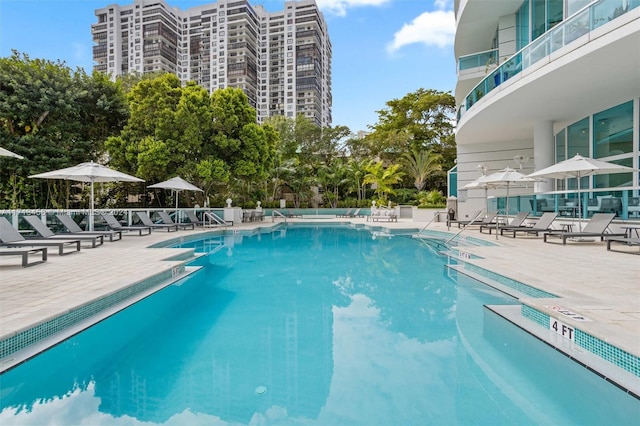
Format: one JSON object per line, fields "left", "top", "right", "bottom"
{"left": 1, "top": 216, "right": 639, "bottom": 392}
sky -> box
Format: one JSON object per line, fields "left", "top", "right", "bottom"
{"left": 0, "top": 0, "right": 457, "bottom": 134}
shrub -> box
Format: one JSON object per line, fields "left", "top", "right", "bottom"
{"left": 418, "top": 190, "right": 446, "bottom": 208}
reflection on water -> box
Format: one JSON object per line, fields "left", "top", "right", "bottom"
{"left": 1, "top": 226, "right": 638, "bottom": 425}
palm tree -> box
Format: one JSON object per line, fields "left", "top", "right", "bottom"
{"left": 363, "top": 160, "right": 405, "bottom": 202}
{"left": 318, "top": 159, "right": 350, "bottom": 208}
{"left": 401, "top": 149, "right": 442, "bottom": 191}
{"left": 346, "top": 159, "right": 368, "bottom": 204}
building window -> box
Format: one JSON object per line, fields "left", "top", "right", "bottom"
{"left": 566, "top": 118, "right": 589, "bottom": 190}
{"left": 593, "top": 101, "right": 633, "bottom": 159}
{"left": 594, "top": 157, "right": 633, "bottom": 188}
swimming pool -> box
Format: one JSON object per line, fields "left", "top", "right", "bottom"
{"left": 0, "top": 225, "right": 638, "bottom": 424}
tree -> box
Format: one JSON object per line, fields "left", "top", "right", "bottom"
{"left": 346, "top": 158, "right": 368, "bottom": 204}
{"left": 373, "top": 88, "right": 456, "bottom": 152}
{"left": 364, "top": 88, "right": 456, "bottom": 194}
{"left": 0, "top": 51, "right": 128, "bottom": 209}
{"left": 106, "top": 77, "right": 275, "bottom": 207}
{"left": 280, "top": 157, "right": 316, "bottom": 208}
{"left": 317, "top": 158, "right": 350, "bottom": 208}
{"left": 363, "top": 161, "right": 405, "bottom": 203}
{"left": 401, "top": 149, "right": 443, "bottom": 191}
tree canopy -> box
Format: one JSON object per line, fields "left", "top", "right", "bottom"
{"left": 106, "top": 76, "right": 276, "bottom": 206}
{"left": 1, "top": 52, "right": 458, "bottom": 210}
{"left": 0, "top": 51, "right": 128, "bottom": 208}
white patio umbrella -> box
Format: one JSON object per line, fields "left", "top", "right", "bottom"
{"left": 482, "top": 167, "right": 538, "bottom": 239}
{"left": 483, "top": 167, "right": 538, "bottom": 216}
{"left": 147, "top": 176, "right": 203, "bottom": 210}
{"left": 461, "top": 174, "right": 494, "bottom": 213}
{"left": 0, "top": 147, "right": 24, "bottom": 159}
{"left": 29, "top": 161, "right": 144, "bottom": 230}
{"left": 526, "top": 154, "right": 637, "bottom": 231}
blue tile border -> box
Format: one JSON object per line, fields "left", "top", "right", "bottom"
{"left": 416, "top": 229, "right": 497, "bottom": 246}
{"left": 522, "top": 305, "right": 640, "bottom": 378}
{"left": 0, "top": 265, "right": 183, "bottom": 361}
{"left": 463, "top": 263, "right": 558, "bottom": 299}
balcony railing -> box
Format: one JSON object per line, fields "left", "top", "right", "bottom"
{"left": 457, "top": 49, "right": 498, "bottom": 73}
{"left": 459, "top": 0, "right": 639, "bottom": 120}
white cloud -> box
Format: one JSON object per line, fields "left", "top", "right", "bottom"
{"left": 386, "top": 10, "right": 455, "bottom": 53}
{"left": 316, "top": 0, "right": 391, "bottom": 17}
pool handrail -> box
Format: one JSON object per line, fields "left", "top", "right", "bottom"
{"left": 203, "top": 211, "right": 229, "bottom": 227}
{"left": 272, "top": 210, "right": 287, "bottom": 223}
{"left": 445, "top": 211, "right": 485, "bottom": 245}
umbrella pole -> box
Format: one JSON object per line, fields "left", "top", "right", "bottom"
{"left": 175, "top": 190, "right": 179, "bottom": 222}
{"left": 497, "top": 183, "right": 510, "bottom": 241}
{"left": 577, "top": 175, "right": 582, "bottom": 232}
{"left": 90, "top": 179, "right": 95, "bottom": 231}
{"left": 485, "top": 187, "right": 488, "bottom": 213}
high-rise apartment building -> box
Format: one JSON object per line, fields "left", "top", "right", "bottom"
{"left": 92, "top": 0, "right": 332, "bottom": 127}
{"left": 453, "top": 0, "right": 639, "bottom": 220}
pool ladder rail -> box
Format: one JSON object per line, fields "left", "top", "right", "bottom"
{"left": 272, "top": 210, "right": 287, "bottom": 222}
{"left": 202, "top": 211, "right": 230, "bottom": 228}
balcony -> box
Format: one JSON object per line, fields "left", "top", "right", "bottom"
{"left": 458, "top": 49, "right": 498, "bottom": 73}
{"left": 458, "top": 0, "right": 640, "bottom": 121}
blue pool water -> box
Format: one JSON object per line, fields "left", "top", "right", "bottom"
{"left": 0, "top": 225, "right": 638, "bottom": 425}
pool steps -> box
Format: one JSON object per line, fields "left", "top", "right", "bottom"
{"left": 449, "top": 258, "right": 640, "bottom": 398}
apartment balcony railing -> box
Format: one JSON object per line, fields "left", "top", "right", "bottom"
{"left": 457, "top": 48, "right": 498, "bottom": 73}
{"left": 459, "top": 0, "right": 639, "bottom": 120}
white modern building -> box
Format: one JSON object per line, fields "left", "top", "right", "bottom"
{"left": 92, "top": 0, "right": 332, "bottom": 127}
{"left": 453, "top": 0, "right": 640, "bottom": 220}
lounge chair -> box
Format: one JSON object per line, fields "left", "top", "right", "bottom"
{"left": 543, "top": 213, "right": 626, "bottom": 244}
{"left": 185, "top": 210, "right": 205, "bottom": 226}
{"left": 135, "top": 211, "right": 178, "bottom": 232}
{"left": 56, "top": 214, "right": 122, "bottom": 242}
{"left": 500, "top": 212, "right": 558, "bottom": 238}
{"left": 455, "top": 211, "right": 497, "bottom": 229}
{"left": 447, "top": 209, "right": 481, "bottom": 228}
{"left": 0, "top": 246, "right": 47, "bottom": 267}
{"left": 348, "top": 208, "right": 364, "bottom": 218}
{"left": 0, "top": 217, "right": 81, "bottom": 255}
{"left": 480, "top": 211, "right": 529, "bottom": 234}
{"left": 23, "top": 215, "right": 104, "bottom": 248}
{"left": 606, "top": 237, "right": 640, "bottom": 254}
{"left": 101, "top": 213, "right": 152, "bottom": 236}
{"left": 336, "top": 208, "right": 353, "bottom": 218}
{"left": 157, "top": 211, "right": 195, "bottom": 230}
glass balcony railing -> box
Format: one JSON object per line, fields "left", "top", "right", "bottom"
{"left": 458, "top": 0, "right": 639, "bottom": 120}
{"left": 458, "top": 49, "right": 498, "bottom": 72}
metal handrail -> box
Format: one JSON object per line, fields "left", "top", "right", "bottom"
{"left": 445, "top": 211, "right": 485, "bottom": 245}
{"left": 417, "top": 214, "right": 440, "bottom": 235}
{"left": 203, "top": 211, "right": 228, "bottom": 228}
{"left": 272, "top": 210, "right": 287, "bottom": 223}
